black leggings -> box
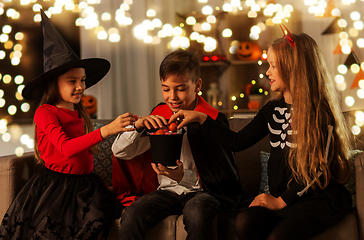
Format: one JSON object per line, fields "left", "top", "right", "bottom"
{"left": 235, "top": 207, "right": 323, "bottom": 240}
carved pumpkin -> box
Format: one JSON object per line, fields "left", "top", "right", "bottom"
{"left": 81, "top": 95, "right": 97, "bottom": 116}
{"left": 248, "top": 100, "right": 260, "bottom": 110}
{"left": 237, "top": 41, "right": 262, "bottom": 60}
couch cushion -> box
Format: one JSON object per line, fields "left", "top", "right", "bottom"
{"left": 92, "top": 123, "right": 115, "bottom": 186}
{"left": 259, "top": 150, "right": 362, "bottom": 208}
{"left": 229, "top": 118, "right": 271, "bottom": 198}
{"left": 310, "top": 211, "right": 358, "bottom": 240}
{"left": 259, "top": 151, "right": 270, "bottom": 194}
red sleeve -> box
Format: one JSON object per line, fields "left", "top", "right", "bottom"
{"left": 34, "top": 107, "right": 103, "bottom": 158}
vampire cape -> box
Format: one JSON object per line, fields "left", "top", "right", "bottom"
{"left": 112, "top": 95, "right": 244, "bottom": 209}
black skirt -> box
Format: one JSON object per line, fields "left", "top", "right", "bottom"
{"left": 0, "top": 167, "right": 121, "bottom": 240}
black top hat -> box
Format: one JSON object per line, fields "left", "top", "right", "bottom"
{"left": 22, "top": 10, "right": 110, "bottom": 100}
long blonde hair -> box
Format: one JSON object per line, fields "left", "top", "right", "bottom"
{"left": 34, "top": 68, "right": 99, "bottom": 164}
{"left": 271, "top": 33, "right": 353, "bottom": 189}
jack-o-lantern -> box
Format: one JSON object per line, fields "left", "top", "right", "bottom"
{"left": 248, "top": 100, "right": 260, "bottom": 110}
{"left": 81, "top": 95, "right": 97, "bottom": 117}
{"left": 237, "top": 41, "right": 262, "bottom": 60}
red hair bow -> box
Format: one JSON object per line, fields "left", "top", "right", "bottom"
{"left": 280, "top": 23, "right": 295, "bottom": 49}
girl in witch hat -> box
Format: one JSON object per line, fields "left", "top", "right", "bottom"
{"left": 170, "top": 27, "right": 353, "bottom": 239}
{"left": 0, "top": 10, "right": 137, "bottom": 239}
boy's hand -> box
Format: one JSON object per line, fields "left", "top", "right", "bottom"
{"left": 100, "top": 112, "right": 136, "bottom": 139}
{"left": 151, "top": 160, "right": 184, "bottom": 182}
{"left": 134, "top": 115, "right": 168, "bottom": 131}
{"left": 169, "top": 110, "right": 208, "bottom": 129}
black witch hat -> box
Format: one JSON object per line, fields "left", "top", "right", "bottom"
{"left": 22, "top": 9, "right": 110, "bottom": 100}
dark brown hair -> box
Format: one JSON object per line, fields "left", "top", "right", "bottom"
{"left": 159, "top": 49, "right": 200, "bottom": 82}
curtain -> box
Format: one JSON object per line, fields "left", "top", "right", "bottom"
{"left": 80, "top": 0, "right": 178, "bottom": 119}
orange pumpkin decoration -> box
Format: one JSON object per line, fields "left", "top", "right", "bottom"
{"left": 81, "top": 95, "right": 97, "bottom": 116}
{"left": 237, "top": 41, "right": 262, "bottom": 60}
{"left": 248, "top": 100, "right": 260, "bottom": 109}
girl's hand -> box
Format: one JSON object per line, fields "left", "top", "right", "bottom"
{"left": 151, "top": 160, "right": 184, "bottom": 182}
{"left": 249, "top": 193, "right": 287, "bottom": 210}
{"left": 169, "top": 110, "right": 208, "bottom": 129}
{"left": 100, "top": 112, "right": 136, "bottom": 139}
{"left": 134, "top": 115, "right": 168, "bottom": 132}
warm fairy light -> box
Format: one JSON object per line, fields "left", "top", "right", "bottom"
{"left": 0, "top": 34, "right": 9, "bottom": 43}
{"left": 15, "top": 92, "right": 23, "bottom": 100}
{"left": 357, "top": 38, "right": 364, "bottom": 48}
{"left": 0, "top": 119, "right": 7, "bottom": 129}
{"left": 222, "top": 28, "right": 232, "bottom": 38}
{"left": 202, "top": 6, "right": 213, "bottom": 15}
{"left": 109, "top": 33, "right": 120, "bottom": 42}
{"left": 354, "top": 21, "right": 364, "bottom": 30}
{"left": 248, "top": 11, "right": 258, "bottom": 18}
{"left": 357, "top": 89, "right": 364, "bottom": 99}
{"left": 201, "top": 22, "right": 211, "bottom": 31}
{"left": 146, "top": 9, "right": 156, "bottom": 17}
{"left": 3, "top": 74, "right": 11, "bottom": 84}
{"left": 341, "top": 45, "right": 352, "bottom": 54}
{"left": 204, "top": 37, "right": 216, "bottom": 52}
{"left": 338, "top": 64, "right": 348, "bottom": 74}
{"left": 335, "top": 74, "right": 345, "bottom": 84}
{"left": 2, "top": 25, "right": 11, "bottom": 34}
{"left": 345, "top": 96, "right": 355, "bottom": 107}
{"left": 359, "top": 79, "right": 364, "bottom": 88}
{"left": 15, "top": 147, "right": 24, "bottom": 157}
{"left": 186, "top": 16, "right": 196, "bottom": 25}
{"left": 142, "top": 20, "right": 154, "bottom": 30}
{"left": 8, "top": 105, "right": 17, "bottom": 115}
{"left": 143, "top": 35, "right": 153, "bottom": 43}
{"left": 223, "top": 3, "right": 233, "bottom": 12}
{"left": 351, "top": 64, "right": 360, "bottom": 73}
{"left": 101, "top": 12, "right": 111, "bottom": 21}
{"left": 350, "top": 11, "right": 361, "bottom": 21}
{"left": 231, "top": 0, "right": 242, "bottom": 7}
{"left": 34, "top": 13, "right": 41, "bottom": 22}
{"left": 193, "top": 23, "right": 202, "bottom": 32}
{"left": 352, "top": 125, "right": 361, "bottom": 135}
{"left": 206, "top": 15, "right": 216, "bottom": 24}
{"left": 0, "top": 50, "right": 5, "bottom": 59}
{"left": 11, "top": 57, "right": 20, "bottom": 65}
{"left": 338, "top": 19, "right": 347, "bottom": 28}
{"left": 4, "top": 40, "right": 13, "bottom": 49}
{"left": 339, "top": 31, "right": 349, "bottom": 39}
{"left": 231, "top": 96, "right": 237, "bottom": 101}
{"left": 250, "top": 32, "right": 259, "bottom": 40}
{"left": 173, "top": 26, "right": 183, "bottom": 36}
{"left": 152, "top": 18, "right": 162, "bottom": 28}
{"left": 2, "top": 132, "right": 11, "bottom": 142}
{"left": 336, "top": 82, "right": 347, "bottom": 91}
{"left": 0, "top": 99, "right": 5, "bottom": 108}
{"left": 162, "top": 24, "right": 173, "bottom": 36}
{"left": 190, "top": 32, "right": 199, "bottom": 40}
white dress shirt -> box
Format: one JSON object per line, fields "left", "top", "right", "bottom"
{"left": 112, "top": 126, "right": 202, "bottom": 195}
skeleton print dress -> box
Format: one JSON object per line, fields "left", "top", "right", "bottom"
{"left": 201, "top": 98, "right": 352, "bottom": 229}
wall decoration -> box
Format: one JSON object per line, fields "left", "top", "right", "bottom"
{"left": 236, "top": 41, "right": 262, "bottom": 61}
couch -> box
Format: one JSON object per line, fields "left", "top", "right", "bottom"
{"left": 0, "top": 118, "right": 363, "bottom": 240}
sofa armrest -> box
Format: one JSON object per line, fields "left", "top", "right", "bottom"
{"left": 355, "top": 152, "right": 364, "bottom": 240}
{"left": 0, "top": 152, "right": 40, "bottom": 219}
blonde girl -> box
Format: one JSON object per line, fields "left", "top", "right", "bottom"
{"left": 170, "top": 32, "right": 353, "bottom": 240}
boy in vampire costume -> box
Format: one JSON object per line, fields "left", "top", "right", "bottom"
{"left": 111, "top": 49, "right": 244, "bottom": 240}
